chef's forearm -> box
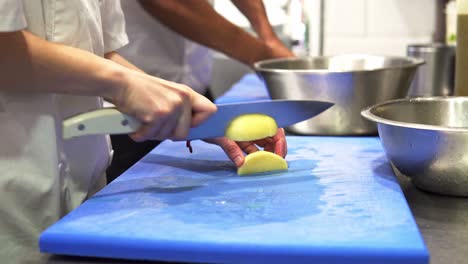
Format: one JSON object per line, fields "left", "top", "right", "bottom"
{"left": 137, "top": 0, "right": 272, "bottom": 66}
{"left": 231, "top": 0, "right": 277, "bottom": 42}
{"left": 0, "top": 31, "right": 126, "bottom": 102}
{"left": 104, "top": 51, "right": 144, "bottom": 73}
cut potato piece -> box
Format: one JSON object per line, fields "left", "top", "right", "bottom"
{"left": 238, "top": 151, "right": 288, "bottom": 175}
{"left": 225, "top": 114, "right": 277, "bottom": 141}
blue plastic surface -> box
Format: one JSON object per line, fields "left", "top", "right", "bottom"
{"left": 40, "top": 137, "right": 428, "bottom": 263}
{"left": 39, "top": 73, "right": 428, "bottom": 263}
{"left": 214, "top": 74, "right": 271, "bottom": 104}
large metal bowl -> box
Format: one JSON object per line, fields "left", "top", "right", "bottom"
{"left": 254, "top": 54, "right": 424, "bottom": 135}
{"left": 361, "top": 97, "right": 468, "bottom": 196}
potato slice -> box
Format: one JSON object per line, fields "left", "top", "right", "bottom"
{"left": 225, "top": 114, "right": 278, "bottom": 141}
{"left": 238, "top": 151, "right": 288, "bottom": 175}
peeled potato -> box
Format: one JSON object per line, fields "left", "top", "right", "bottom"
{"left": 238, "top": 151, "right": 288, "bottom": 175}
{"left": 225, "top": 114, "right": 287, "bottom": 175}
{"left": 225, "top": 114, "right": 277, "bottom": 141}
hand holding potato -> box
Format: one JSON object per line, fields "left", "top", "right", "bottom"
{"left": 205, "top": 127, "right": 287, "bottom": 168}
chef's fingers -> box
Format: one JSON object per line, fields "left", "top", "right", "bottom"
{"left": 170, "top": 103, "right": 192, "bottom": 140}
{"left": 130, "top": 92, "right": 193, "bottom": 141}
{"left": 263, "top": 144, "right": 275, "bottom": 153}
{"left": 249, "top": 128, "right": 286, "bottom": 156}
{"left": 236, "top": 141, "right": 259, "bottom": 155}
{"left": 273, "top": 128, "right": 287, "bottom": 157}
{"left": 154, "top": 115, "right": 178, "bottom": 140}
{"left": 252, "top": 137, "right": 274, "bottom": 148}
{"left": 207, "top": 137, "right": 245, "bottom": 167}
{"left": 190, "top": 92, "right": 217, "bottom": 127}
{"left": 129, "top": 113, "right": 171, "bottom": 142}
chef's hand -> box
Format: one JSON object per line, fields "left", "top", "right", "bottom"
{"left": 264, "top": 38, "right": 295, "bottom": 59}
{"left": 204, "top": 128, "right": 287, "bottom": 167}
{"left": 108, "top": 68, "right": 217, "bottom": 142}
{"left": 250, "top": 37, "right": 294, "bottom": 68}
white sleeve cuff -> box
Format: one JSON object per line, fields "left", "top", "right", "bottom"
{"left": 104, "top": 32, "right": 129, "bottom": 54}
{"left": 101, "top": 0, "right": 129, "bottom": 53}
{"left": 0, "top": 0, "right": 27, "bottom": 32}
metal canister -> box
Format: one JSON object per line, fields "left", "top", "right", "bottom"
{"left": 407, "top": 43, "right": 455, "bottom": 97}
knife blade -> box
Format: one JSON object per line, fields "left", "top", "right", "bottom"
{"left": 62, "top": 100, "right": 333, "bottom": 140}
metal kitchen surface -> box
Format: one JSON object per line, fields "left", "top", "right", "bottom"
{"left": 40, "top": 136, "right": 428, "bottom": 264}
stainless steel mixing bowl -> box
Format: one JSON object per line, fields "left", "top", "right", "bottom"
{"left": 361, "top": 97, "right": 468, "bottom": 196}
{"left": 254, "top": 54, "right": 424, "bottom": 135}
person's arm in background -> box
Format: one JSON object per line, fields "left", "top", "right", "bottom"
{"left": 137, "top": 0, "right": 293, "bottom": 67}
{"left": 231, "top": 0, "right": 293, "bottom": 58}
{"left": 0, "top": 31, "right": 216, "bottom": 141}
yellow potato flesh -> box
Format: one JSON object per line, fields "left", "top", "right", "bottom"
{"left": 225, "top": 114, "right": 278, "bottom": 142}
{"left": 237, "top": 151, "right": 288, "bottom": 175}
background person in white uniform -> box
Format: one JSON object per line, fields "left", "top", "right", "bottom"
{"left": 0, "top": 1, "right": 217, "bottom": 262}
{"left": 108, "top": 0, "right": 293, "bottom": 181}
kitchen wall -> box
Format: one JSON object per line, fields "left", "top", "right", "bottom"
{"left": 324, "top": 0, "right": 437, "bottom": 56}
{"left": 210, "top": 0, "right": 438, "bottom": 98}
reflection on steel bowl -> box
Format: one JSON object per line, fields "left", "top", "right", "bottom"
{"left": 254, "top": 54, "right": 424, "bottom": 135}
{"left": 362, "top": 96, "right": 468, "bottom": 196}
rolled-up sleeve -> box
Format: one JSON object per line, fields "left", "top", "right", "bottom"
{"left": 101, "top": 0, "right": 129, "bottom": 53}
{"left": 0, "top": 0, "right": 27, "bottom": 32}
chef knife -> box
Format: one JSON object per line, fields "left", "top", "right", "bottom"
{"left": 62, "top": 99, "right": 333, "bottom": 140}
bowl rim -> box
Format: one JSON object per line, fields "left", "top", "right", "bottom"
{"left": 361, "top": 96, "right": 468, "bottom": 132}
{"left": 407, "top": 43, "right": 456, "bottom": 53}
{"left": 253, "top": 54, "right": 425, "bottom": 74}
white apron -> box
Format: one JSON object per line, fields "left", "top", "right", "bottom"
{"left": 0, "top": 1, "right": 128, "bottom": 263}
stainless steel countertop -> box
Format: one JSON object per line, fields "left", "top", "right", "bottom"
{"left": 46, "top": 171, "right": 468, "bottom": 264}
{"left": 394, "top": 171, "right": 468, "bottom": 264}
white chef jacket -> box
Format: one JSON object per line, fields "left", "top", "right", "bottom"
{"left": 0, "top": 1, "right": 128, "bottom": 263}
{"left": 119, "top": 1, "right": 213, "bottom": 94}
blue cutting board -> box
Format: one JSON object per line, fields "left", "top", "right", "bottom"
{"left": 39, "top": 136, "right": 428, "bottom": 264}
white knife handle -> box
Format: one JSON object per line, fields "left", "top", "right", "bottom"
{"left": 62, "top": 108, "right": 141, "bottom": 139}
